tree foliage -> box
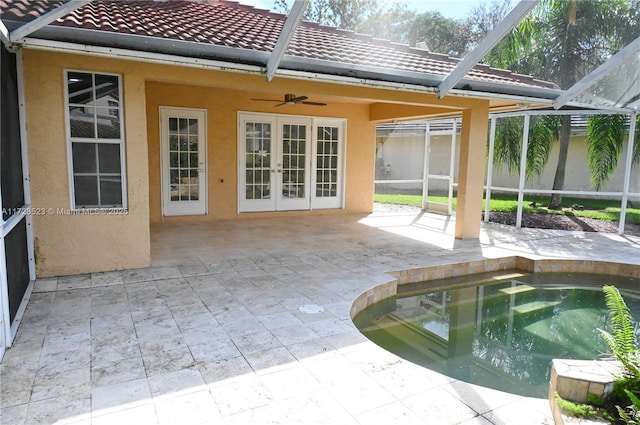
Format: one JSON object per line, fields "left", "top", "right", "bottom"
{"left": 274, "top": 0, "right": 379, "bottom": 32}
{"left": 272, "top": 0, "right": 508, "bottom": 57}
{"left": 488, "top": 0, "right": 640, "bottom": 206}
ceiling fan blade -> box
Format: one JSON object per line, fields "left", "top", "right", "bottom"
{"left": 301, "top": 101, "right": 327, "bottom": 106}
{"left": 251, "top": 98, "right": 280, "bottom": 102}
{"left": 275, "top": 102, "right": 287, "bottom": 107}
{"left": 290, "top": 95, "right": 308, "bottom": 102}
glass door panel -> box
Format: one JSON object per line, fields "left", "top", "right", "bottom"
{"left": 312, "top": 121, "right": 344, "bottom": 209}
{"left": 276, "top": 120, "right": 310, "bottom": 210}
{"left": 244, "top": 122, "right": 272, "bottom": 200}
{"left": 161, "top": 108, "right": 207, "bottom": 216}
{"left": 281, "top": 124, "right": 306, "bottom": 200}
{"left": 238, "top": 116, "right": 276, "bottom": 212}
{"left": 238, "top": 113, "right": 343, "bottom": 212}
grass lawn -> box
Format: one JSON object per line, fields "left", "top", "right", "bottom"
{"left": 373, "top": 193, "right": 640, "bottom": 225}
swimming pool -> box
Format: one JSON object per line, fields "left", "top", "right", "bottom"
{"left": 354, "top": 270, "right": 640, "bottom": 398}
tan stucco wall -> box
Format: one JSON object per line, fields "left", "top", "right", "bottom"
{"left": 456, "top": 106, "right": 489, "bottom": 239}
{"left": 378, "top": 132, "right": 640, "bottom": 196}
{"left": 22, "top": 48, "right": 491, "bottom": 276}
{"left": 145, "top": 82, "right": 374, "bottom": 222}
{"left": 23, "top": 49, "right": 151, "bottom": 277}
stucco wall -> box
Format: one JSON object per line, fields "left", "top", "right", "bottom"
{"left": 23, "top": 46, "right": 496, "bottom": 275}
{"left": 489, "top": 135, "right": 640, "bottom": 194}
{"left": 377, "top": 133, "right": 639, "bottom": 196}
{"left": 376, "top": 133, "right": 460, "bottom": 194}
{"left": 22, "top": 49, "right": 377, "bottom": 276}
{"left": 23, "top": 49, "right": 151, "bottom": 277}
{"left": 145, "top": 82, "right": 374, "bottom": 222}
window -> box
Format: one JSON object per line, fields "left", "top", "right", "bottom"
{"left": 66, "top": 71, "right": 126, "bottom": 209}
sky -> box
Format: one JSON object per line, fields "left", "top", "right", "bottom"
{"left": 240, "top": 0, "right": 486, "bottom": 20}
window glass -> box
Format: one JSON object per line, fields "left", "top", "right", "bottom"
{"left": 69, "top": 106, "right": 96, "bottom": 138}
{"left": 96, "top": 107, "right": 120, "bottom": 139}
{"left": 72, "top": 143, "right": 96, "bottom": 173}
{"left": 74, "top": 176, "right": 99, "bottom": 206}
{"left": 98, "top": 144, "right": 121, "bottom": 173}
{"left": 100, "top": 176, "right": 123, "bottom": 205}
{"left": 67, "top": 71, "right": 125, "bottom": 209}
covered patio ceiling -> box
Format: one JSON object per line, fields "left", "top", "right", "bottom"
{"left": 1, "top": 0, "right": 636, "bottom": 115}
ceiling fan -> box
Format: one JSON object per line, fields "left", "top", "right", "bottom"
{"left": 251, "top": 93, "right": 327, "bottom": 107}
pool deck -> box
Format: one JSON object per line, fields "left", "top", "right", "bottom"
{"left": 2, "top": 210, "right": 639, "bottom": 424}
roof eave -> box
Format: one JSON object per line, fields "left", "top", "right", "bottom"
{"left": 14, "top": 24, "right": 562, "bottom": 105}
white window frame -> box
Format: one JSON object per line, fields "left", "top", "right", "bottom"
{"left": 64, "top": 70, "right": 127, "bottom": 210}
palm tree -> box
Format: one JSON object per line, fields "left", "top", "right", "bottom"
{"left": 488, "top": 0, "right": 639, "bottom": 207}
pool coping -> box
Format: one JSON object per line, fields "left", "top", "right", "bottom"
{"left": 349, "top": 255, "right": 640, "bottom": 424}
{"left": 350, "top": 256, "right": 640, "bottom": 319}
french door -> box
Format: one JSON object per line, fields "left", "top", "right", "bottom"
{"left": 238, "top": 113, "right": 345, "bottom": 212}
{"left": 160, "top": 107, "right": 207, "bottom": 216}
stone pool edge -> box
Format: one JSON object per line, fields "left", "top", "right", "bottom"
{"left": 349, "top": 256, "right": 640, "bottom": 424}
{"left": 350, "top": 256, "right": 640, "bottom": 319}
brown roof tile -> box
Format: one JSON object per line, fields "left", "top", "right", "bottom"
{"left": 0, "top": 0, "right": 558, "bottom": 91}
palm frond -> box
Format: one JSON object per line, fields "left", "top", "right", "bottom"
{"left": 526, "top": 115, "right": 560, "bottom": 179}
{"left": 493, "top": 117, "right": 523, "bottom": 174}
{"left": 587, "top": 115, "right": 626, "bottom": 190}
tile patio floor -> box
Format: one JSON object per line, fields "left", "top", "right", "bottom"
{"left": 1, "top": 210, "right": 639, "bottom": 424}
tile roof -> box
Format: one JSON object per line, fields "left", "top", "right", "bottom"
{"left": 0, "top": 0, "right": 558, "bottom": 91}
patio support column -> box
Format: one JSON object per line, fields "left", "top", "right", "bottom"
{"left": 455, "top": 104, "right": 489, "bottom": 239}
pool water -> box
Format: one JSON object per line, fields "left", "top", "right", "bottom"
{"left": 353, "top": 272, "right": 640, "bottom": 398}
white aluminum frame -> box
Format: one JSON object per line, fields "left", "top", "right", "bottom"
{"left": 265, "top": 0, "right": 308, "bottom": 82}
{"left": 553, "top": 36, "right": 640, "bottom": 109}
{"left": 375, "top": 118, "right": 459, "bottom": 216}
{"left": 437, "top": 0, "right": 539, "bottom": 99}
{"left": 483, "top": 109, "right": 639, "bottom": 235}
{"left": 0, "top": 20, "right": 9, "bottom": 47}
{"left": 17, "top": 50, "right": 35, "bottom": 281}
{"left": 0, "top": 48, "right": 37, "bottom": 355}
{"left": 9, "top": 0, "right": 93, "bottom": 43}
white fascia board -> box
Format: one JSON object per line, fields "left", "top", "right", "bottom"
{"left": 553, "top": 36, "right": 640, "bottom": 109}
{"left": 437, "top": 0, "right": 539, "bottom": 99}
{"left": 20, "top": 23, "right": 563, "bottom": 102}
{"left": 265, "top": 0, "right": 308, "bottom": 82}
{"left": 21, "top": 37, "right": 560, "bottom": 107}
{"left": 10, "top": 0, "right": 94, "bottom": 42}
{"left": 21, "top": 37, "right": 265, "bottom": 74}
